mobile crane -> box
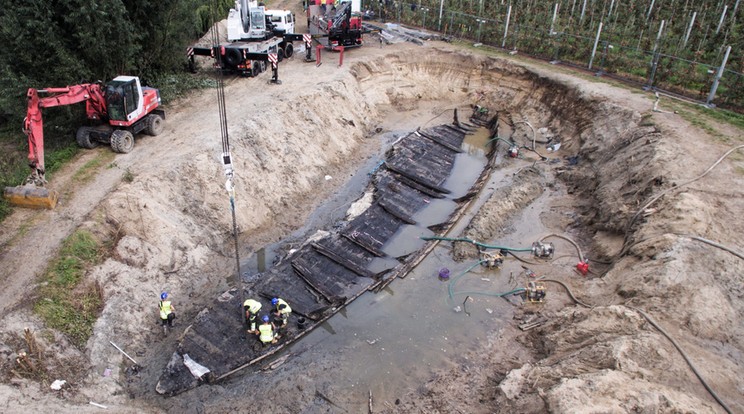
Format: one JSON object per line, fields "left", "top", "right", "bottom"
{"left": 308, "top": 0, "right": 363, "bottom": 49}
{"left": 188, "top": 0, "right": 304, "bottom": 76}
{"left": 3, "top": 76, "right": 165, "bottom": 209}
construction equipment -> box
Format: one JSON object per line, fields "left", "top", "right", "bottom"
{"left": 308, "top": 0, "right": 363, "bottom": 49}
{"left": 480, "top": 250, "right": 504, "bottom": 268}
{"left": 3, "top": 76, "right": 165, "bottom": 209}
{"left": 189, "top": 0, "right": 304, "bottom": 76}
{"left": 525, "top": 281, "right": 546, "bottom": 303}
{"left": 531, "top": 241, "right": 555, "bottom": 258}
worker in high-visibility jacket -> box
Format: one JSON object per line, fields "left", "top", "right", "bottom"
{"left": 243, "top": 298, "right": 262, "bottom": 334}
{"left": 271, "top": 297, "right": 292, "bottom": 328}
{"left": 159, "top": 292, "right": 176, "bottom": 328}
{"left": 257, "top": 315, "right": 277, "bottom": 345}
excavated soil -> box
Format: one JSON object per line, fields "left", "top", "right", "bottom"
{"left": 0, "top": 25, "right": 743, "bottom": 414}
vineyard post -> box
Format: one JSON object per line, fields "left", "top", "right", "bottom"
{"left": 683, "top": 12, "right": 696, "bottom": 48}
{"left": 589, "top": 22, "right": 603, "bottom": 69}
{"left": 706, "top": 45, "right": 732, "bottom": 106}
{"left": 715, "top": 5, "right": 728, "bottom": 34}
{"left": 646, "top": 0, "right": 656, "bottom": 23}
{"left": 580, "top": 0, "right": 587, "bottom": 22}
{"left": 646, "top": 19, "right": 665, "bottom": 88}
{"left": 550, "top": 3, "right": 559, "bottom": 34}
{"left": 438, "top": 0, "right": 445, "bottom": 31}
{"left": 502, "top": 4, "right": 512, "bottom": 47}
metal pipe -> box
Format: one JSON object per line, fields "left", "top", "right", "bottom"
{"left": 110, "top": 340, "right": 138, "bottom": 365}
{"left": 706, "top": 45, "right": 732, "bottom": 106}
{"left": 550, "top": 3, "right": 559, "bottom": 34}
{"left": 502, "top": 4, "right": 511, "bottom": 48}
{"left": 580, "top": 0, "right": 587, "bottom": 22}
{"left": 646, "top": 0, "right": 656, "bottom": 22}
{"left": 683, "top": 12, "right": 696, "bottom": 48}
{"left": 715, "top": 5, "right": 728, "bottom": 34}
{"left": 647, "top": 19, "right": 665, "bottom": 87}
{"left": 588, "top": 22, "right": 603, "bottom": 69}
{"left": 438, "top": 0, "right": 445, "bottom": 31}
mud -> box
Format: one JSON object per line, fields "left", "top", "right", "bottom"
{"left": 0, "top": 15, "right": 742, "bottom": 414}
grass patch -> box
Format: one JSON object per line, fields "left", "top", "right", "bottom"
{"left": 72, "top": 157, "right": 103, "bottom": 183}
{"left": 123, "top": 168, "right": 135, "bottom": 183}
{"left": 705, "top": 107, "right": 744, "bottom": 131}
{"left": 34, "top": 230, "right": 105, "bottom": 348}
{"left": 673, "top": 106, "right": 730, "bottom": 142}
{"left": 71, "top": 151, "right": 115, "bottom": 184}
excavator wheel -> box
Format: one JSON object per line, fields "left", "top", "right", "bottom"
{"left": 76, "top": 126, "right": 99, "bottom": 149}
{"left": 144, "top": 114, "right": 165, "bottom": 136}
{"left": 111, "top": 130, "right": 135, "bottom": 154}
{"left": 284, "top": 43, "right": 294, "bottom": 59}
{"left": 277, "top": 47, "right": 284, "bottom": 62}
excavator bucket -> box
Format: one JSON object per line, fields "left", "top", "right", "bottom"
{"left": 3, "top": 186, "right": 59, "bottom": 209}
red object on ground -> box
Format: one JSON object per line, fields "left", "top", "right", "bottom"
{"left": 576, "top": 261, "right": 589, "bottom": 276}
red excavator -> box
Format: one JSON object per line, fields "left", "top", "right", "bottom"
{"left": 3, "top": 76, "right": 165, "bottom": 209}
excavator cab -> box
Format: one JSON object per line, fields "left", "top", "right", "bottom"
{"left": 105, "top": 78, "right": 141, "bottom": 123}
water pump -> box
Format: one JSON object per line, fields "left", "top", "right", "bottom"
{"left": 531, "top": 241, "right": 555, "bottom": 258}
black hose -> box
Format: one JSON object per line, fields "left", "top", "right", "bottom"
{"left": 540, "top": 279, "right": 592, "bottom": 308}
{"left": 630, "top": 307, "right": 734, "bottom": 414}
{"left": 624, "top": 144, "right": 744, "bottom": 240}
{"left": 534, "top": 278, "right": 733, "bottom": 413}
{"left": 540, "top": 233, "right": 585, "bottom": 262}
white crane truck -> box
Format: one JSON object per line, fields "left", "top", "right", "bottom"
{"left": 188, "top": 0, "right": 305, "bottom": 76}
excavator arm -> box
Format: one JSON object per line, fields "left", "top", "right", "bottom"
{"left": 24, "top": 84, "right": 107, "bottom": 181}
{"left": 3, "top": 83, "right": 107, "bottom": 209}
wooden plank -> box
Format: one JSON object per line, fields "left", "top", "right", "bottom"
{"left": 384, "top": 162, "right": 451, "bottom": 195}
{"left": 382, "top": 169, "right": 446, "bottom": 199}
{"left": 378, "top": 198, "right": 416, "bottom": 225}
{"left": 416, "top": 130, "right": 463, "bottom": 153}
{"left": 291, "top": 253, "right": 346, "bottom": 303}
{"left": 311, "top": 242, "right": 376, "bottom": 278}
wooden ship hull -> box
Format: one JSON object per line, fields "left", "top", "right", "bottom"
{"left": 156, "top": 117, "right": 499, "bottom": 396}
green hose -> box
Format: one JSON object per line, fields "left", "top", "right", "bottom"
{"left": 487, "top": 136, "right": 516, "bottom": 147}
{"left": 422, "top": 236, "right": 533, "bottom": 252}
{"left": 451, "top": 288, "right": 526, "bottom": 298}
{"left": 447, "top": 260, "right": 486, "bottom": 300}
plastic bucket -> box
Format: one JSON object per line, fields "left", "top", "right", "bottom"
{"left": 438, "top": 268, "right": 451, "bottom": 280}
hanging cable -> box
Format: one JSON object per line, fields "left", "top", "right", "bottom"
{"left": 210, "top": 2, "right": 242, "bottom": 314}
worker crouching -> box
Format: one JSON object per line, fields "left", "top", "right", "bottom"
{"left": 271, "top": 297, "right": 292, "bottom": 329}
{"left": 243, "top": 298, "right": 262, "bottom": 334}
{"left": 257, "top": 315, "right": 278, "bottom": 345}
